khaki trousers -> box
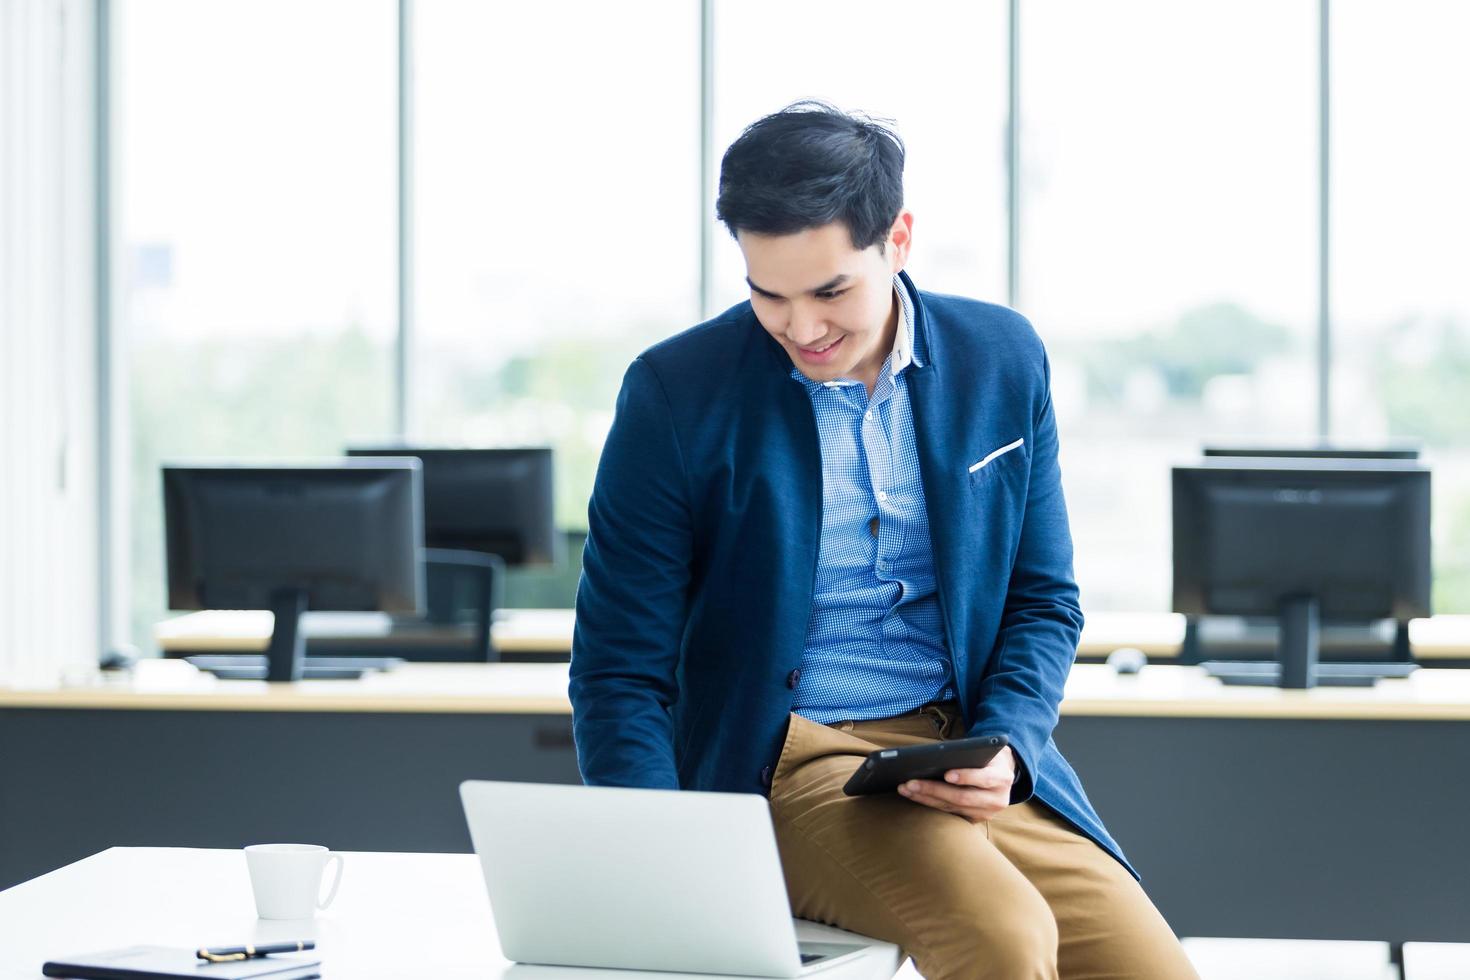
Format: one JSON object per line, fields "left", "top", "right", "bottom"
{"left": 768, "top": 703, "right": 1199, "bottom": 980}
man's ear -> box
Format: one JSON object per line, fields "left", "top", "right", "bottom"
{"left": 888, "top": 210, "right": 914, "bottom": 273}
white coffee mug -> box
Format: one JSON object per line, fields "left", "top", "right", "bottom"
{"left": 244, "top": 843, "right": 344, "bottom": 920}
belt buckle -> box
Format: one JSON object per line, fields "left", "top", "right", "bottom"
{"left": 919, "top": 702, "right": 947, "bottom": 733}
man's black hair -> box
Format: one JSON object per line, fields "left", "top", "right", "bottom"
{"left": 716, "top": 101, "right": 905, "bottom": 253}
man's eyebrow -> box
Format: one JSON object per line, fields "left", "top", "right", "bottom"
{"left": 745, "top": 274, "right": 852, "bottom": 299}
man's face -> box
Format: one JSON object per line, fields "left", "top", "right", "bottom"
{"left": 738, "top": 212, "right": 912, "bottom": 388}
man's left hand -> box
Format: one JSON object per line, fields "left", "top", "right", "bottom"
{"left": 897, "top": 745, "right": 1016, "bottom": 823}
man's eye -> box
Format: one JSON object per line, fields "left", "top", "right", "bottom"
{"left": 816, "top": 289, "right": 848, "bottom": 301}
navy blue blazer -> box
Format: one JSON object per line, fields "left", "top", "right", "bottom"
{"left": 570, "top": 271, "right": 1131, "bottom": 876}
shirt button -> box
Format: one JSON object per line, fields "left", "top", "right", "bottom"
{"left": 864, "top": 410, "right": 873, "bottom": 421}
{"left": 876, "top": 490, "right": 888, "bottom": 502}
{"left": 760, "top": 766, "right": 773, "bottom": 788}
{"left": 787, "top": 668, "right": 802, "bottom": 689}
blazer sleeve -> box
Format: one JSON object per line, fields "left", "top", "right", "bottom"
{"left": 966, "top": 352, "right": 1084, "bottom": 803}
{"left": 568, "top": 356, "right": 693, "bottom": 789}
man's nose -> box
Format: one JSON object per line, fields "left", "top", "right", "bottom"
{"left": 787, "top": 306, "right": 826, "bottom": 346}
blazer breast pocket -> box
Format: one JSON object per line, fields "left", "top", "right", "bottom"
{"left": 967, "top": 437, "right": 1027, "bottom": 486}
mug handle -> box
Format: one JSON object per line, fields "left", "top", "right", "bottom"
{"left": 317, "top": 853, "right": 345, "bottom": 911}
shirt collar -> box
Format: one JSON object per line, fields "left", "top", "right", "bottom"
{"left": 891, "top": 273, "right": 922, "bottom": 373}
{"left": 793, "top": 274, "right": 922, "bottom": 389}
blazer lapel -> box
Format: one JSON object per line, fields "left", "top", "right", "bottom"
{"left": 907, "top": 344, "right": 974, "bottom": 699}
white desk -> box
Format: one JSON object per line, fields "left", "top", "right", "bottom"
{"left": 155, "top": 609, "right": 581, "bottom": 657}
{"left": 155, "top": 609, "right": 1470, "bottom": 661}
{"left": 0, "top": 848, "right": 901, "bottom": 980}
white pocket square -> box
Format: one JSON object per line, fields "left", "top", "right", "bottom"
{"left": 968, "top": 438, "right": 1025, "bottom": 473}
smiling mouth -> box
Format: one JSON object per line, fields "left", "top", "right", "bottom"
{"left": 800, "top": 337, "right": 842, "bottom": 354}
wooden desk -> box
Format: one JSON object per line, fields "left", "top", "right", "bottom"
{"left": 0, "top": 847, "right": 900, "bottom": 980}
{"left": 0, "top": 664, "right": 582, "bottom": 893}
{"left": 13, "top": 659, "right": 1470, "bottom": 720}
{"left": 0, "top": 662, "right": 575, "bottom": 714}
{"left": 155, "top": 609, "right": 1470, "bottom": 662}
{"left": 1053, "top": 667, "right": 1470, "bottom": 944}
{"left": 3, "top": 664, "right": 1468, "bottom": 944}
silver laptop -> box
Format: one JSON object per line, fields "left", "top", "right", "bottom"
{"left": 459, "top": 780, "right": 871, "bottom": 977}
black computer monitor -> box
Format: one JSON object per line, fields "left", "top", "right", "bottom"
{"left": 1172, "top": 458, "right": 1431, "bottom": 688}
{"left": 345, "top": 447, "right": 557, "bottom": 566}
{"left": 1202, "top": 444, "right": 1421, "bottom": 461}
{"left": 163, "top": 461, "right": 424, "bottom": 681}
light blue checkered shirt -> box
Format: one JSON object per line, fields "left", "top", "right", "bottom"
{"left": 790, "top": 276, "right": 955, "bottom": 723}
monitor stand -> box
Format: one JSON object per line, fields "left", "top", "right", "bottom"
{"left": 189, "top": 588, "right": 405, "bottom": 680}
{"left": 186, "top": 654, "right": 396, "bottom": 681}
{"left": 265, "top": 588, "right": 308, "bottom": 682}
{"left": 1200, "top": 596, "right": 1417, "bottom": 688}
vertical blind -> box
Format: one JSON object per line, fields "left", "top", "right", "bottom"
{"left": 0, "top": 0, "right": 99, "bottom": 683}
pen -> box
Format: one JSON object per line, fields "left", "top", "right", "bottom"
{"left": 196, "top": 940, "right": 316, "bottom": 962}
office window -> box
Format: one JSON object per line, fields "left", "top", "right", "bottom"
{"left": 1332, "top": 2, "right": 1470, "bottom": 612}
{"left": 117, "top": 0, "right": 398, "bottom": 650}
{"left": 709, "top": 0, "right": 1009, "bottom": 313}
{"left": 412, "top": 0, "right": 701, "bottom": 529}
{"left": 1020, "top": 0, "right": 1318, "bottom": 612}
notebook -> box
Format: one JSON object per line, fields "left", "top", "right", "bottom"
{"left": 42, "top": 945, "right": 320, "bottom": 980}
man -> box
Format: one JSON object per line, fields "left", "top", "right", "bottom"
{"left": 569, "top": 102, "right": 1197, "bottom": 980}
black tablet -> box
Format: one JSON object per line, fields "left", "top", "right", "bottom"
{"left": 842, "top": 734, "right": 1009, "bottom": 797}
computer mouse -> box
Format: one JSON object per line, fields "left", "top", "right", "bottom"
{"left": 1106, "top": 647, "right": 1147, "bottom": 675}
{"left": 99, "top": 645, "right": 139, "bottom": 671}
